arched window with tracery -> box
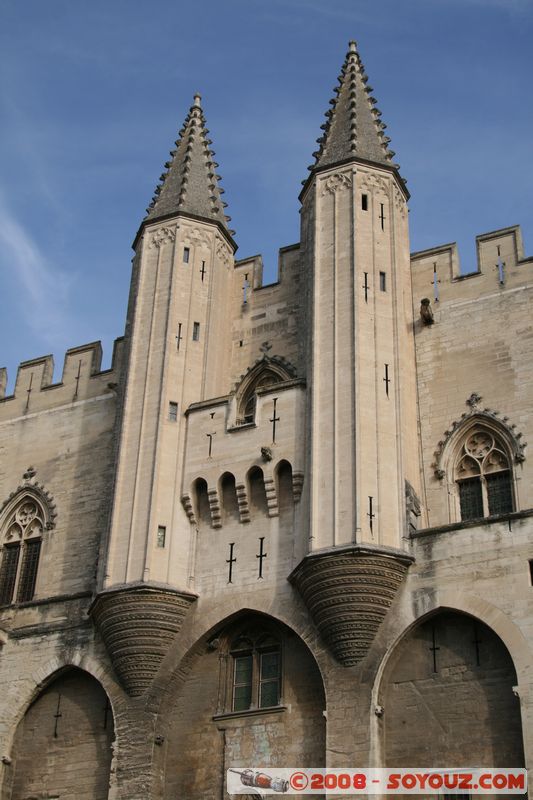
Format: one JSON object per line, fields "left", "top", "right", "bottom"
{"left": 454, "top": 428, "right": 514, "bottom": 521}
{"left": 238, "top": 369, "right": 282, "bottom": 424}
{"left": 0, "top": 494, "right": 45, "bottom": 605}
{"left": 233, "top": 357, "right": 296, "bottom": 427}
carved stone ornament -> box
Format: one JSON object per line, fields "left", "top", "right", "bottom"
{"left": 393, "top": 184, "right": 407, "bottom": 219}
{"left": 261, "top": 446, "right": 273, "bottom": 462}
{"left": 358, "top": 171, "right": 390, "bottom": 195}
{"left": 90, "top": 584, "right": 197, "bottom": 697}
{"left": 289, "top": 544, "right": 414, "bottom": 667}
{"left": 0, "top": 468, "right": 57, "bottom": 531}
{"left": 215, "top": 235, "right": 233, "bottom": 267}
{"left": 432, "top": 396, "right": 527, "bottom": 479}
{"left": 148, "top": 225, "right": 177, "bottom": 249}
{"left": 420, "top": 298, "right": 434, "bottom": 325}
{"left": 183, "top": 225, "right": 212, "bottom": 248}
{"left": 320, "top": 172, "right": 353, "bottom": 196}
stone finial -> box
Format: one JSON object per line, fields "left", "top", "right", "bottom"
{"left": 420, "top": 298, "right": 434, "bottom": 325}
{"left": 466, "top": 392, "right": 482, "bottom": 408}
{"left": 193, "top": 92, "right": 202, "bottom": 107}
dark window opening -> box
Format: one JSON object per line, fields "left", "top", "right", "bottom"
{"left": 183, "top": 247, "right": 190, "bottom": 263}
{"left": 0, "top": 543, "right": 20, "bottom": 605}
{"left": 458, "top": 477, "right": 484, "bottom": 521}
{"left": 17, "top": 539, "right": 41, "bottom": 603}
{"left": 156, "top": 526, "right": 166, "bottom": 548}
{"left": 379, "top": 271, "right": 386, "bottom": 292}
{"left": 192, "top": 322, "right": 200, "bottom": 341}
{"left": 486, "top": 470, "right": 513, "bottom": 516}
{"left": 361, "top": 194, "right": 368, "bottom": 211}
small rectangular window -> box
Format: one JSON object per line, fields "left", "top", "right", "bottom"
{"left": 361, "top": 194, "right": 368, "bottom": 211}
{"left": 168, "top": 401, "right": 178, "bottom": 422}
{"left": 157, "top": 526, "right": 166, "bottom": 548}
{"left": 183, "top": 247, "right": 190, "bottom": 263}
{"left": 192, "top": 322, "right": 200, "bottom": 341}
{"left": 529, "top": 560, "right": 533, "bottom": 586}
{"left": 379, "top": 272, "right": 386, "bottom": 292}
{"left": 233, "top": 654, "right": 253, "bottom": 711}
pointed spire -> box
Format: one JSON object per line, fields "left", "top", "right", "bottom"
{"left": 309, "top": 41, "right": 399, "bottom": 173}
{"left": 145, "top": 94, "right": 234, "bottom": 234}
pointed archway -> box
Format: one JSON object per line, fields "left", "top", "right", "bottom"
{"left": 381, "top": 610, "right": 525, "bottom": 769}
{"left": 5, "top": 668, "right": 115, "bottom": 800}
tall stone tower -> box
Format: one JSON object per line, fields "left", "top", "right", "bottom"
{"left": 291, "top": 41, "right": 421, "bottom": 665}
{"left": 91, "top": 93, "right": 237, "bottom": 696}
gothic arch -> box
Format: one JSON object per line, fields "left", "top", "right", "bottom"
{"left": 375, "top": 604, "right": 525, "bottom": 770}
{"left": 433, "top": 402, "right": 526, "bottom": 481}
{"left": 432, "top": 403, "right": 525, "bottom": 522}
{"left": 3, "top": 665, "right": 116, "bottom": 800}
{"left": 0, "top": 477, "right": 57, "bottom": 605}
{"left": 157, "top": 609, "right": 326, "bottom": 800}
{"left": 232, "top": 355, "right": 297, "bottom": 425}
{"left": 0, "top": 480, "right": 57, "bottom": 532}
{"left": 372, "top": 591, "right": 533, "bottom": 721}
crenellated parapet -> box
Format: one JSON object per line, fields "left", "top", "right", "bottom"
{"left": 411, "top": 225, "right": 533, "bottom": 311}
{"left": 0, "top": 338, "right": 124, "bottom": 419}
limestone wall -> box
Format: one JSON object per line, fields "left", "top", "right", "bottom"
{"left": 411, "top": 225, "right": 533, "bottom": 528}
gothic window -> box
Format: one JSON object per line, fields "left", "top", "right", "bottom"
{"left": 0, "top": 495, "right": 44, "bottom": 605}
{"left": 238, "top": 369, "right": 281, "bottom": 424}
{"left": 455, "top": 429, "right": 514, "bottom": 521}
{"left": 230, "top": 632, "right": 281, "bottom": 712}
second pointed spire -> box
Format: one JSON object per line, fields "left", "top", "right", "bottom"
{"left": 310, "top": 41, "right": 398, "bottom": 173}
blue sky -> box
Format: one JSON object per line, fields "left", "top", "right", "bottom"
{"left": 1, "top": 0, "right": 532, "bottom": 388}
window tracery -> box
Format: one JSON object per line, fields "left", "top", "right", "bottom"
{"left": 238, "top": 369, "right": 282, "bottom": 425}
{"left": 0, "top": 495, "right": 45, "bottom": 605}
{"left": 454, "top": 428, "right": 514, "bottom": 521}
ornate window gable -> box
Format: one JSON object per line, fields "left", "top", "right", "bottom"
{"left": 433, "top": 397, "right": 524, "bottom": 523}
{"left": 0, "top": 468, "right": 56, "bottom": 606}
{"left": 433, "top": 396, "right": 526, "bottom": 481}
{"left": 232, "top": 355, "right": 296, "bottom": 426}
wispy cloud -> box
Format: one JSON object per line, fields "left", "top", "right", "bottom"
{"left": 0, "top": 193, "right": 74, "bottom": 347}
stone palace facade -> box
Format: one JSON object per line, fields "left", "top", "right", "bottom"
{"left": 0, "top": 41, "right": 532, "bottom": 800}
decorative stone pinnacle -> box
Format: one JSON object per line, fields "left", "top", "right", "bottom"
{"left": 23, "top": 466, "right": 36, "bottom": 480}
{"left": 306, "top": 41, "right": 401, "bottom": 177}
{"left": 193, "top": 92, "right": 202, "bottom": 107}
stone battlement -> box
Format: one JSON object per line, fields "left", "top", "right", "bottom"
{"left": 0, "top": 337, "right": 124, "bottom": 418}
{"left": 411, "top": 225, "right": 533, "bottom": 306}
